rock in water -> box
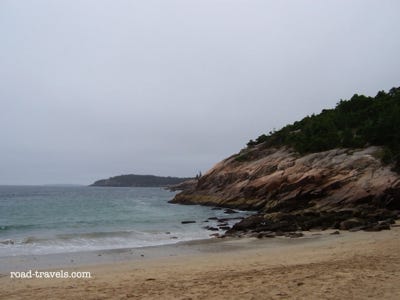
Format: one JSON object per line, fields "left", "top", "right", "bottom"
{"left": 181, "top": 220, "right": 196, "bottom": 224}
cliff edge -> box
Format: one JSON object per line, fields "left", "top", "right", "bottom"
{"left": 171, "top": 145, "right": 399, "bottom": 211}
{"left": 171, "top": 145, "right": 400, "bottom": 234}
{"left": 170, "top": 87, "right": 400, "bottom": 234}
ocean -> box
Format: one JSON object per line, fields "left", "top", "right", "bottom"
{"left": 0, "top": 186, "right": 251, "bottom": 257}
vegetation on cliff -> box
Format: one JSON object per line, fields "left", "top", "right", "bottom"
{"left": 247, "top": 87, "right": 400, "bottom": 170}
{"left": 172, "top": 87, "right": 400, "bottom": 235}
{"left": 91, "top": 174, "right": 193, "bottom": 187}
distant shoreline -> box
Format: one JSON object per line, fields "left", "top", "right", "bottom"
{"left": 90, "top": 174, "right": 193, "bottom": 188}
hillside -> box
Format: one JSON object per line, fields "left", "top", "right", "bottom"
{"left": 91, "top": 174, "right": 192, "bottom": 187}
{"left": 171, "top": 87, "right": 400, "bottom": 235}
{"left": 247, "top": 87, "right": 400, "bottom": 171}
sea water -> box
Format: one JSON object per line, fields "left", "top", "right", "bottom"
{"left": 0, "top": 186, "right": 251, "bottom": 257}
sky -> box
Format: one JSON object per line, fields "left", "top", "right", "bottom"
{"left": 1, "top": 0, "right": 400, "bottom": 185}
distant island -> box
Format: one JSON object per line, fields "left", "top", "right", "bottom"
{"left": 90, "top": 174, "right": 193, "bottom": 187}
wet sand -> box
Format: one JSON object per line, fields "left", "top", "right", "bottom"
{"left": 1, "top": 226, "right": 400, "bottom": 299}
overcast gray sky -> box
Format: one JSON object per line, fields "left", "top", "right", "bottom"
{"left": 1, "top": 0, "right": 399, "bottom": 185}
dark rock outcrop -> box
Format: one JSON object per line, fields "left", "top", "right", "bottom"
{"left": 181, "top": 220, "right": 196, "bottom": 224}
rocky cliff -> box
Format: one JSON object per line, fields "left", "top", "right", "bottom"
{"left": 170, "top": 145, "right": 400, "bottom": 234}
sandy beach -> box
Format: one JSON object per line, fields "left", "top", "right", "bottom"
{"left": 1, "top": 225, "right": 400, "bottom": 300}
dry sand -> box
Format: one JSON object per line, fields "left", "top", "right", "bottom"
{"left": 1, "top": 226, "right": 400, "bottom": 300}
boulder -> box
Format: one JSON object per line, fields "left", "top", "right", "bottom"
{"left": 339, "top": 218, "right": 365, "bottom": 230}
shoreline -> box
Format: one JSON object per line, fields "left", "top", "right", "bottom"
{"left": 0, "top": 229, "right": 330, "bottom": 273}
{"left": 1, "top": 225, "right": 400, "bottom": 299}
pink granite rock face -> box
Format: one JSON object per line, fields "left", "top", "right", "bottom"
{"left": 171, "top": 145, "right": 400, "bottom": 213}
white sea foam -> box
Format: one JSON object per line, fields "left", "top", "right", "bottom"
{"left": 0, "top": 230, "right": 211, "bottom": 256}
